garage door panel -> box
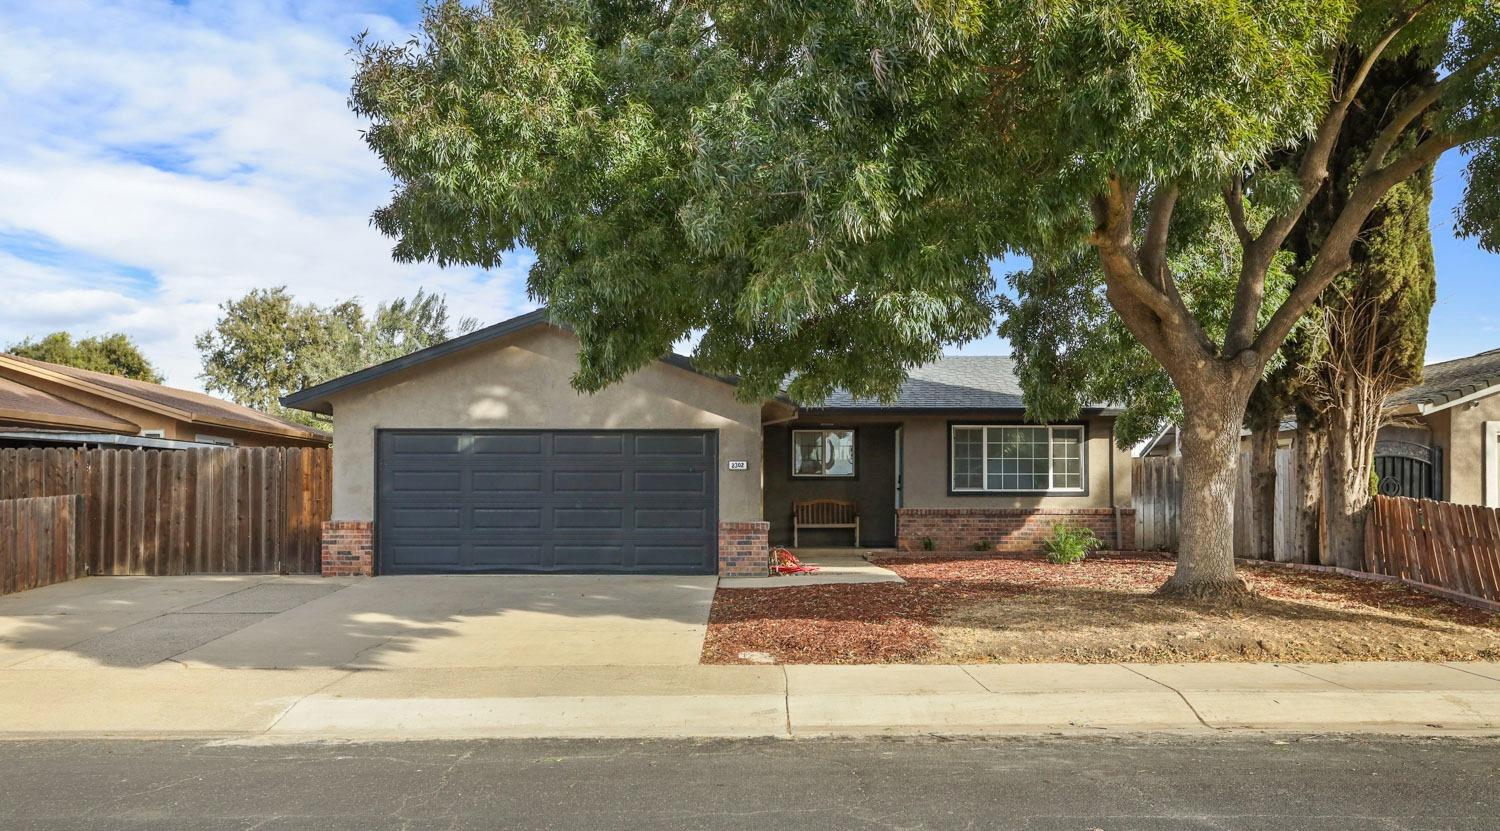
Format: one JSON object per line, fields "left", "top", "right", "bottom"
{"left": 383, "top": 543, "right": 462, "bottom": 566}
{"left": 377, "top": 430, "right": 717, "bottom": 574}
{"left": 552, "top": 433, "right": 625, "bottom": 456}
{"left": 472, "top": 470, "right": 544, "bottom": 493}
{"left": 470, "top": 433, "right": 544, "bottom": 455}
{"left": 387, "top": 433, "right": 464, "bottom": 455}
{"left": 388, "top": 470, "right": 463, "bottom": 494}
{"left": 554, "top": 507, "right": 625, "bottom": 529}
{"left": 470, "top": 544, "right": 545, "bottom": 568}
{"left": 634, "top": 433, "right": 708, "bottom": 456}
{"left": 552, "top": 544, "right": 627, "bottom": 567}
{"left": 386, "top": 507, "right": 462, "bottom": 532}
{"left": 634, "top": 470, "right": 708, "bottom": 495}
{"left": 473, "top": 507, "right": 543, "bottom": 529}
{"left": 636, "top": 507, "right": 710, "bottom": 531}
{"left": 552, "top": 470, "right": 624, "bottom": 494}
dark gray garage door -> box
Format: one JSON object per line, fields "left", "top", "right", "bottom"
{"left": 376, "top": 430, "right": 718, "bottom": 575}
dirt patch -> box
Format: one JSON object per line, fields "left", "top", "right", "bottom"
{"left": 701, "top": 555, "right": 1500, "bottom": 665}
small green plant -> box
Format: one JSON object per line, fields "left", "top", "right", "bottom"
{"left": 972, "top": 538, "right": 991, "bottom": 552}
{"left": 921, "top": 536, "right": 935, "bottom": 551}
{"left": 1042, "top": 523, "right": 1102, "bottom": 565}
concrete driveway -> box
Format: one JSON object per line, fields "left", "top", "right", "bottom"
{"left": 0, "top": 574, "right": 717, "bottom": 670}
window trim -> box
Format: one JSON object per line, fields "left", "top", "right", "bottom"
{"left": 790, "top": 428, "right": 858, "bottom": 479}
{"left": 947, "top": 422, "right": 1088, "bottom": 495}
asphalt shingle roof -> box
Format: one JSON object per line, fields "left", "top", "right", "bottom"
{"left": 1388, "top": 347, "right": 1500, "bottom": 410}
{"left": 804, "top": 355, "right": 1114, "bottom": 412}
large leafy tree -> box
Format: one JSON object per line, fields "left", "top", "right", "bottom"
{"left": 352, "top": 0, "right": 1498, "bottom": 596}
{"left": 196, "top": 287, "right": 477, "bottom": 428}
{"left": 7, "top": 331, "right": 164, "bottom": 383}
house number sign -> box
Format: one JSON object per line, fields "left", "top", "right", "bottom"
{"left": 727, "top": 460, "right": 748, "bottom": 470}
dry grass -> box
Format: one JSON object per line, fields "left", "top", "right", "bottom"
{"left": 701, "top": 555, "right": 1500, "bottom": 665}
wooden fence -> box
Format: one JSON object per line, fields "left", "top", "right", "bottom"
{"left": 1133, "top": 448, "right": 1299, "bottom": 558}
{"left": 0, "top": 446, "right": 331, "bottom": 576}
{"left": 0, "top": 495, "right": 81, "bottom": 596}
{"left": 1365, "top": 495, "right": 1500, "bottom": 604}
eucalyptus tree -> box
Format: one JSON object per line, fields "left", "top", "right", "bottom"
{"left": 353, "top": 0, "right": 1499, "bottom": 597}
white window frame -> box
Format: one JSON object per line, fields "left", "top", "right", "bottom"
{"left": 194, "top": 434, "right": 236, "bottom": 447}
{"left": 139, "top": 429, "right": 166, "bottom": 439}
{"left": 790, "top": 428, "right": 857, "bottom": 478}
{"left": 950, "top": 424, "right": 1086, "bottom": 494}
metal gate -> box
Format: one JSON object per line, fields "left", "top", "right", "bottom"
{"left": 1373, "top": 440, "right": 1442, "bottom": 500}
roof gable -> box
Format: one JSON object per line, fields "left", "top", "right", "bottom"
{"left": 280, "top": 308, "right": 746, "bottom": 416}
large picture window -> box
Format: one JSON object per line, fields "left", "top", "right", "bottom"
{"left": 792, "top": 429, "right": 856, "bottom": 477}
{"left": 950, "top": 425, "right": 1084, "bottom": 493}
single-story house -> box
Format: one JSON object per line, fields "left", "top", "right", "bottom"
{"left": 0, "top": 353, "right": 329, "bottom": 449}
{"left": 1137, "top": 346, "right": 1500, "bottom": 508}
{"left": 1384, "top": 346, "right": 1500, "bottom": 507}
{"left": 282, "top": 309, "right": 1134, "bottom": 578}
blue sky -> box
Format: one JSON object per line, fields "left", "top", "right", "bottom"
{"left": 0, "top": 1, "right": 1494, "bottom": 388}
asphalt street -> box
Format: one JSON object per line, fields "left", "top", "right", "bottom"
{"left": 2, "top": 734, "right": 1497, "bottom": 830}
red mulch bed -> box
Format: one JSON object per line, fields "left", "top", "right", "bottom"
{"left": 700, "top": 554, "right": 1500, "bottom": 665}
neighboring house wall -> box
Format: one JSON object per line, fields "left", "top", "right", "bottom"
{"left": 323, "top": 325, "right": 766, "bottom": 525}
{"left": 1436, "top": 392, "right": 1500, "bottom": 506}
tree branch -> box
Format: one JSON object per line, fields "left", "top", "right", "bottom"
{"left": 1366, "top": 44, "right": 1499, "bottom": 168}
{"left": 1140, "top": 184, "right": 1179, "bottom": 292}
{"left": 1223, "top": 177, "right": 1253, "bottom": 247}
{"left": 1250, "top": 127, "right": 1467, "bottom": 358}
{"left": 1247, "top": 4, "right": 1433, "bottom": 261}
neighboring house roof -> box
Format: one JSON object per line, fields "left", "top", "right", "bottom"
{"left": 281, "top": 307, "right": 759, "bottom": 416}
{"left": 803, "top": 356, "right": 1120, "bottom": 414}
{"left": 0, "top": 375, "right": 139, "bottom": 433}
{"left": 0, "top": 354, "right": 329, "bottom": 444}
{"left": 1387, "top": 347, "right": 1500, "bottom": 414}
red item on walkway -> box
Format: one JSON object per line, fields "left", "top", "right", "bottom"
{"left": 772, "top": 547, "right": 819, "bottom": 575}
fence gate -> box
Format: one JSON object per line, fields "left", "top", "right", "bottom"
{"left": 1373, "top": 440, "right": 1442, "bottom": 501}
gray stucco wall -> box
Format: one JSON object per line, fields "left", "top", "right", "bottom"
{"left": 777, "top": 412, "right": 1130, "bottom": 512}
{"left": 1433, "top": 392, "right": 1500, "bottom": 506}
{"left": 324, "top": 324, "right": 765, "bottom": 523}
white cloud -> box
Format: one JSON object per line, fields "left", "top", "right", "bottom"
{"left": 0, "top": 1, "right": 534, "bottom": 388}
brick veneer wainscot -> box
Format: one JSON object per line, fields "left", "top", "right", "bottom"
{"left": 896, "top": 508, "right": 1136, "bottom": 553}
{"left": 321, "top": 521, "right": 374, "bottom": 576}
{"left": 718, "top": 521, "right": 771, "bottom": 576}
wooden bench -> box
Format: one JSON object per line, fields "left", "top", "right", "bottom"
{"left": 792, "top": 499, "right": 860, "bottom": 548}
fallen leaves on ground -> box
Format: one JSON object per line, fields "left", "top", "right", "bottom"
{"left": 700, "top": 555, "right": 1500, "bottom": 665}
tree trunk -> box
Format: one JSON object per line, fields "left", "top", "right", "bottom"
{"left": 1291, "top": 418, "right": 1325, "bottom": 564}
{"left": 1324, "top": 406, "right": 1376, "bottom": 571}
{"left": 1248, "top": 423, "right": 1279, "bottom": 560}
{"left": 1161, "top": 396, "right": 1251, "bottom": 599}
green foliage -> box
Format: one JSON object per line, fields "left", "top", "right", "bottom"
{"left": 7, "top": 332, "right": 163, "bottom": 383}
{"left": 921, "top": 537, "right": 936, "bottom": 552}
{"left": 999, "top": 203, "right": 1297, "bottom": 447}
{"left": 1041, "top": 523, "right": 1103, "bottom": 564}
{"left": 973, "top": 538, "right": 992, "bottom": 552}
{"left": 349, "top": 0, "right": 1388, "bottom": 402}
{"left": 196, "top": 287, "right": 478, "bottom": 428}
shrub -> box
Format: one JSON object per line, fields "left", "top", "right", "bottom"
{"left": 921, "top": 537, "right": 935, "bottom": 551}
{"left": 1042, "top": 523, "right": 1102, "bottom": 564}
{"left": 972, "top": 538, "right": 991, "bottom": 552}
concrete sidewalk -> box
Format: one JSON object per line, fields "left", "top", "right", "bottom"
{"left": 3, "top": 661, "right": 1499, "bottom": 740}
